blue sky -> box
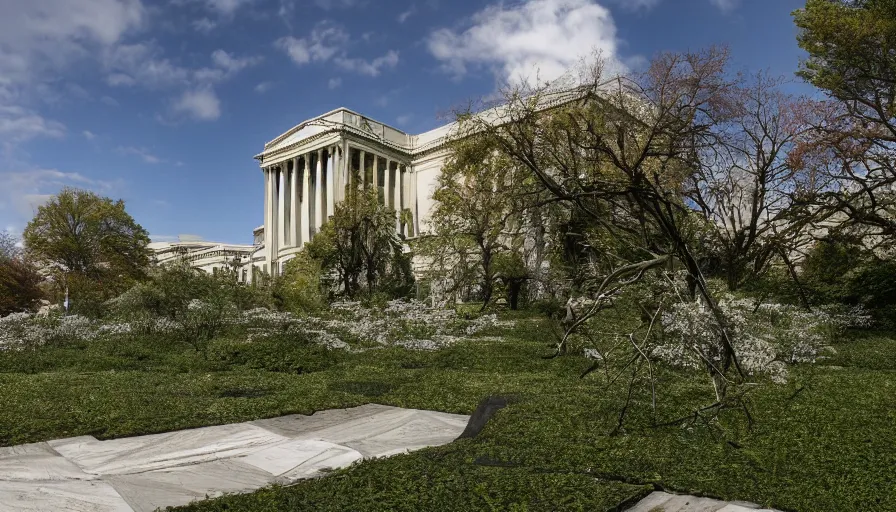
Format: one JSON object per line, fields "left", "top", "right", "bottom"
{"left": 0, "top": 0, "right": 809, "bottom": 244}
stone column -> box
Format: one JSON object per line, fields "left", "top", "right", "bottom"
{"left": 301, "top": 155, "right": 311, "bottom": 245}
{"left": 315, "top": 149, "right": 323, "bottom": 233}
{"left": 342, "top": 141, "right": 350, "bottom": 199}
{"left": 384, "top": 158, "right": 391, "bottom": 209}
{"left": 393, "top": 163, "right": 401, "bottom": 233}
{"left": 291, "top": 157, "right": 301, "bottom": 246}
{"left": 269, "top": 167, "right": 280, "bottom": 270}
{"left": 359, "top": 149, "right": 366, "bottom": 190}
{"left": 278, "top": 166, "right": 287, "bottom": 251}
{"left": 326, "top": 147, "right": 335, "bottom": 219}
{"left": 409, "top": 167, "right": 417, "bottom": 236}
{"left": 263, "top": 167, "right": 271, "bottom": 266}
{"left": 372, "top": 154, "right": 379, "bottom": 198}
{"left": 283, "top": 163, "right": 292, "bottom": 247}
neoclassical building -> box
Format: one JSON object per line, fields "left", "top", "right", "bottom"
{"left": 247, "top": 107, "right": 457, "bottom": 278}
{"left": 151, "top": 87, "right": 585, "bottom": 280}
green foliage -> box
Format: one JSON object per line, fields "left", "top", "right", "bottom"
{"left": 794, "top": 0, "right": 896, "bottom": 123}
{"left": 799, "top": 237, "right": 896, "bottom": 323}
{"left": 307, "top": 188, "right": 413, "bottom": 300}
{"left": 420, "top": 134, "right": 536, "bottom": 309}
{"left": 274, "top": 252, "right": 326, "bottom": 313}
{"left": 214, "top": 334, "right": 343, "bottom": 374}
{"left": 22, "top": 188, "right": 151, "bottom": 314}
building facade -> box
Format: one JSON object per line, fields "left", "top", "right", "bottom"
{"left": 249, "top": 107, "right": 458, "bottom": 278}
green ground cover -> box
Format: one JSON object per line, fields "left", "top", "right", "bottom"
{"left": 0, "top": 315, "right": 893, "bottom": 511}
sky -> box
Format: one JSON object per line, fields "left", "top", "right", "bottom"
{"left": 0, "top": 0, "right": 811, "bottom": 245}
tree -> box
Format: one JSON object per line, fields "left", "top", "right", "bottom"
{"left": 465, "top": 48, "right": 747, "bottom": 399}
{"left": 307, "top": 187, "right": 413, "bottom": 299}
{"left": 0, "top": 232, "right": 43, "bottom": 316}
{"left": 686, "top": 73, "right": 822, "bottom": 291}
{"left": 420, "top": 135, "right": 534, "bottom": 310}
{"left": 791, "top": 0, "right": 896, "bottom": 249}
{"left": 23, "top": 188, "right": 151, "bottom": 308}
{"left": 0, "top": 231, "right": 19, "bottom": 260}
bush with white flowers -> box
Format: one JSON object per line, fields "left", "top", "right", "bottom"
{"left": 657, "top": 295, "right": 870, "bottom": 383}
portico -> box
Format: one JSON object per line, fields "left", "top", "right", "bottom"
{"left": 255, "top": 108, "right": 434, "bottom": 276}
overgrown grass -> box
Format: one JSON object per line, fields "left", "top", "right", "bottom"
{"left": 0, "top": 314, "right": 893, "bottom": 511}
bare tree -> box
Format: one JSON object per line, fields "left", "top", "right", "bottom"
{"left": 686, "top": 73, "right": 823, "bottom": 292}
{"left": 461, "top": 48, "right": 746, "bottom": 397}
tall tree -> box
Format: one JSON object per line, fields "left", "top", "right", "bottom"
{"left": 23, "top": 188, "right": 150, "bottom": 305}
{"left": 307, "top": 187, "right": 413, "bottom": 299}
{"left": 687, "top": 73, "right": 822, "bottom": 291}
{"left": 792, "top": 0, "right": 896, "bottom": 247}
{"left": 465, "top": 48, "right": 746, "bottom": 396}
{"left": 420, "top": 135, "right": 534, "bottom": 310}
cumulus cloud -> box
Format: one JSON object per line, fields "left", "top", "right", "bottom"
{"left": 427, "top": 0, "right": 625, "bottom": 86}
{"left": 83, "top": 130, "right": 97, "bottom": 140}
{"left": 335, "top": 51, "right": 399, "bottom": 77}
{"left": 275, "top": 22, "right": 350, "bottom": 65}
{"left": 275, "top": 22, "right": 399, "bottom": 78}
{"left": 172, "top": 88, "right": 221, "bottom": 121}
{"left": 0, "top": 0, "right": 145, "bottom": 86}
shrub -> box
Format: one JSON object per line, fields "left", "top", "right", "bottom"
{"left": 275, "top": 252, "right": 326, "bottom": 313}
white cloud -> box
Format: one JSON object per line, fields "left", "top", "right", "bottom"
{"left": 275, "top": 22, "right": 350, "bottom": 65}
{"left": 709, "top": 0, "right": 738, "bottom": 12}
{"left": 203, "top": 0, "right": 255, "bottom": 15}
{"left": 211, "top": 49, "right": 262, "bottom": 74}
{"left": 172, "top": 88, "right": 221, "bottom": 121}
{"left": 0, "top": 168, "right": 114, "bottom": 225}
{"left": 427, "top": 0, "right": 624, "bottom": 86}
{"left": 335, "top": 50, "right": 399, "bottom": 77}
{"left": 103, "top": 43, "right": 191, "bottom": 88}
{"left": 328, "top": 78, "right": 342, "bottom": 89}
{"left": 0, "top": 105, "right": 66, "bottom": 144}
{"left": 395, "top": 114, "right": 412, "bottom": 125}
{"left": 117, "top": 146, "right": 162, "bottom": 164}
{"left": 83, "top": 130, "right": 96, "bottom": 140}
{"left": 254, "top": 81, "right": 275, "bottom": 93}
{"left": 0, "top": 0, "right": 145, "bottom": 86}
{"left": 193, "top": 17, "right": 217, "bottom": 33}
{"left": 398, "top": 6, "right": 416, "bottom": 23}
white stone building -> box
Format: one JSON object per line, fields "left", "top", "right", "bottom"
{"left": 152, "top": 87, "right": 586, "bottom": 282}
{"left": 248, "top": 107, "right": 458, "bottom": 279}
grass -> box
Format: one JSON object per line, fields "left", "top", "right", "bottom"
{"left": 0, "top": 316, "right": 894, "bottom": 511}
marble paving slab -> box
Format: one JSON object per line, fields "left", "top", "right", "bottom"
{"left": 0, "top": 442, "right": 95, "bottom": 481}
{"left": 0, "top": 479, "right": 133, "bottom": 511}
{"left": 104, "top": 459, "right": 279, "bottom": 512}
{"left": 0, "top": 405, "right": 470, "bottom": 512}
{"left": 48, "top": 423, "right": 289, "bottom": 476}
{"left": 625, "top": 491, "right": 781, "bottom": 512}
